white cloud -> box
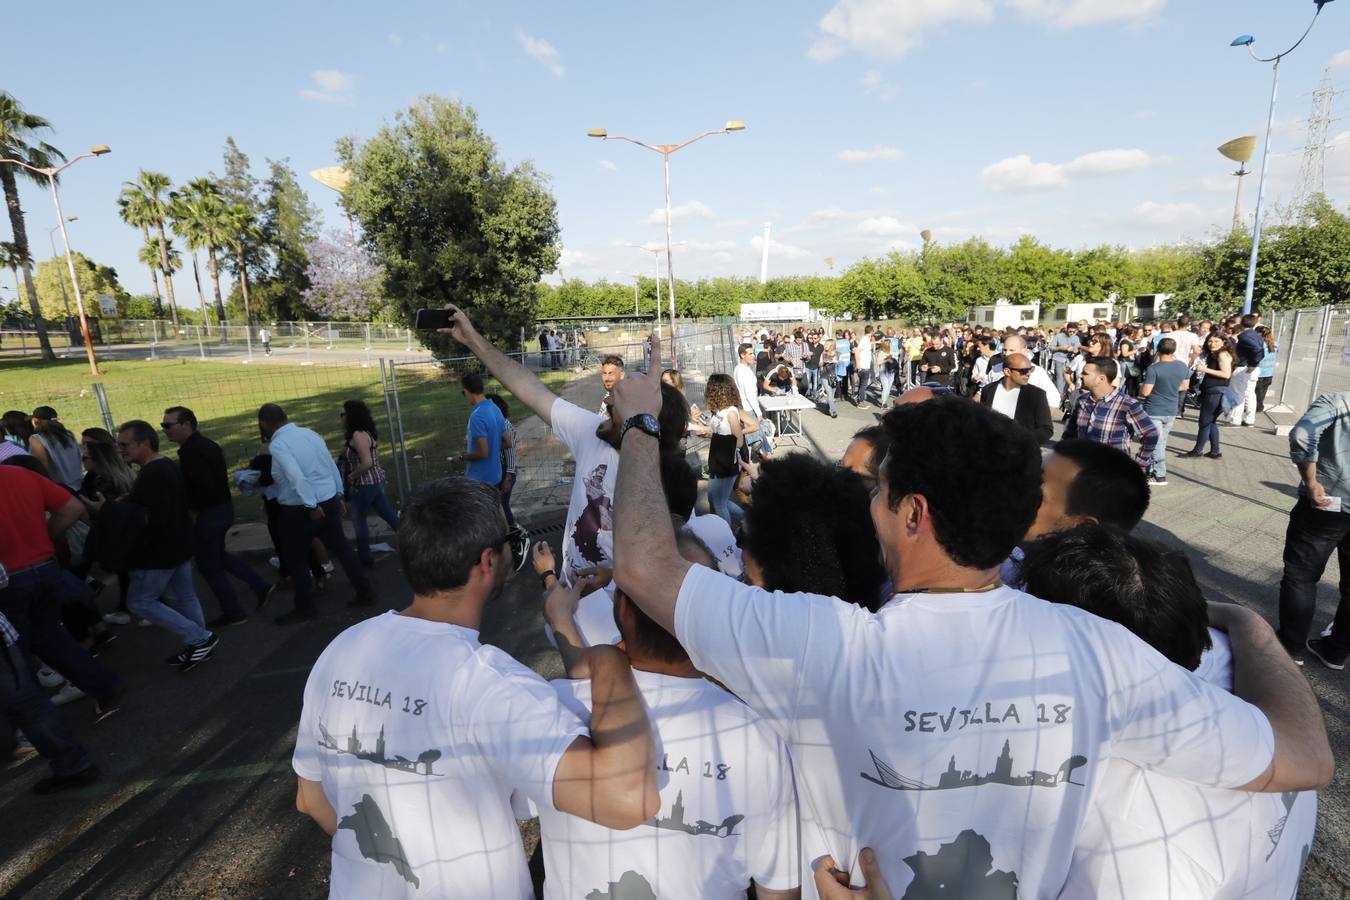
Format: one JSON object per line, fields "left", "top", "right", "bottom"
{"left": 808, "top": 0, "right": 996, "bottom": 61}
{"left": 299, "top": 69, "right": 355, "bottom": 104}
{"left": 387, "top": 32, "right": 401, "bottom": 47}
{"left": 838, "top": 145, "right": 903, "bottom": 163}
{"left": 558, "top": 247, "right": 591, "bottom": 269}
{"left": 1007, "top": 0, "right": 1165, "bottom": 28}
{"left": 1328, "top": 48, "right": 1350, "bottom": 70}
{"left": 597, "top": 159, "right": 618, "bottom": 172}
{"left": 751, "top": 234, "right": 814, "bottom": 260}
{"left": 641, "top": 200, "right": 715, "bottom": 224}
{"left": 1128, "top": 201, "right": 1217, "bottom": 228}
{"left": 980, "top": 148, "right": 1168, "bottom": 191}
{"left": 857, "top": 215, "right": 916, "bottom": 237}
{"left": 517, "top": 29, "right": 565, "bottom": 78}
{"left": 860, "top": 69, "right": 898, "bottom": 101}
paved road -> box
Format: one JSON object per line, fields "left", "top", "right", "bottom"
{"left": 2, "top": 380, "right": 1348, "bottom": 898}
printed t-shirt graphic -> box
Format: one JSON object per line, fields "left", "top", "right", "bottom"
{"left": 551, "top": 397, "right": 618, "bottom": 583}
{"left": 1061, "top": 628, "right": 1316, "bottom": 899}
{"left": 293, "top": 611, "right": 585, "bottom": 898}
{"left": 671, "top": 567, "right": 1276, "bottom": 899}
{"left": 536, "top": 671, "right": 798, "bottom": 900}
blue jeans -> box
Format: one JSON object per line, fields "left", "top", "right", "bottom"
{"left": 1150, "top": 415, "right": 1176, "bottom": 478}
{"left": 194, "top": 502, "right": 267, "bottom": 618}
{"left": 350, "top": 482, "right": 400, "bottom": 565}
{"left": 879, "top": 370, "right": 896, "bottom": 408}
{"left": 0, "top": 563, "right": 119, "bottom": 700}
{"left": 128, "top": 562, "right": 210, "bottom": 645}
{"left": 856, "top": 369, "right": 873, "bottom": 405}
{"left": 1050, "top": 357, "right": 1070, "bottom": 396}
{"left": 706, "top": 475, "right": 742, "bottom": 526}
{"left": 803, "top": 368, "right": 820, "bottom": 398}
{"left": 0, "top": 641, "right": 91, "bottom": 777}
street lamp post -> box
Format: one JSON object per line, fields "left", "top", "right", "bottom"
{"left": 592, "top": 122, "right": 745, "bottom": 355}
{"left": 1230, "top": 0, "right": 1336, "bottom": 316}
{"left": 0, "top": 146, "right": 111, "bottom": 375}
{"left": 46, "top": 216, "right": 77, "bottom": 324}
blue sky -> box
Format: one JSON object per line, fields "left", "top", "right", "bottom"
{"left": 4, "top": 0, "right": 1348, "bottom": 306}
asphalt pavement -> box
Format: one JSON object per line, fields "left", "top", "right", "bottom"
{"left": 2, "top": 375, "right": 1348, "bottom": 898}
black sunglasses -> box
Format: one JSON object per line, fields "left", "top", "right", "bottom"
{"left": 1005, "top": 366, "right": 1034, "bottom": 375}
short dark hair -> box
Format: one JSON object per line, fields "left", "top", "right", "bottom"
{"left": 164, "top": 406, "right": 198, "bottom": 431}
{"left": 601, "top": 355, "right": 625, "bottom": 369}
{"left": 486, "top": 393, "right": 509, "bottom": 420}
{"left": 342, "top": 400, "right": 378, "bottom": 442}
{"left": 1240, "top": 313, "right": 1259, "bottom": 329}
{"left": 660, "top": 451, "right": 698, "bottom": 519}
{"left": 1175, "top": 314, "right": 1191, "bottom": 328}
{"left": 880, "top": 396, "right": 1041, "bottom": 569}
{"left": 738, "top": 343, "right": 754, "bottom": 358}
{"left": 118, "top": 419, "right": 159, "bottom": 451}
{"left": 1085, "top": 356, "right": 1118, "bottom": 383}
{"left": 850, "top": 425, "right": 892, "bottom": 481}
{"left": 1051, "top": 439, "right": 1150, "bottom": 530}
{"left": 1017, "top": 525, "right": 1211, "bottom": 671}
{"left": 398, "top": 477, "right": 507, "bottom": 595}
{"left": 742, "top": 453, "right": 887, "bottom": 611}
{"left": 1156, "top": 337, "right": 1176, "bottom": 356}
{"left": 462, "top": 372, "right": 485, "bottom": 396}
{"left": 257, "top": 403, "right": 288, "bottom": 426}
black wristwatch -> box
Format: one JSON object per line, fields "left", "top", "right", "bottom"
{"left": 620, "top": 413, "right": 661, "bottom": 443}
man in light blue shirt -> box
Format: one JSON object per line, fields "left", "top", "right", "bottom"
{"left": 259, "top": 403, "right": 373, "bottom": 624}
{"left": 453, "top": 372, "right": 505, "bottom": 485}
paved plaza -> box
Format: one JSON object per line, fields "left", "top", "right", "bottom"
{"left": 1, "top": 373, "right": 1348, "bottom": 898}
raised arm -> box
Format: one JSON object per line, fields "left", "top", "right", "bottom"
{"left": 610, "top": 337, "right": 693, "bottom": 636}
{"left": 438, "top": 305, "right": 559, "bottom": 425}
{"left": 1210, "top": 602, "right": 1334, "bottom": 792}
{"left": 552, "top": 644, "right": 660, "bottom": 828}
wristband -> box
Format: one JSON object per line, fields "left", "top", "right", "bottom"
{"left": 539, "top": 570, "right": 556, "bottom": 588}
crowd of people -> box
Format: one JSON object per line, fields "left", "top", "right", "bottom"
{"left": 0, "top": 298, "right": 1339, "bottom": 899}
{"left": 280, "top": 304, "right": 1334, "bottom": 899}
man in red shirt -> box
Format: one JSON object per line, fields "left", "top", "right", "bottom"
{"left": 0, "top": 465, "right": 121, "bottom": 718}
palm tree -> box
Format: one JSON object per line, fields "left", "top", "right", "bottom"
{"left": 0, "top": 240, "right": 22, "bottom": 298}
{"left": 121, "top": 171, "right": 181, "bottom": 327}
{"left": 221, "top": 203, "right": 259, "bottom": 326}
{"left": 117, "top": 185, "right": 164, "bottom": 317}
{"left": 138, "top": 235, "right": 179, "bottom": 313}
{"left": 170, "top": 178, "right": 230, "bottom": 325}
{"left": 0, "top": 93, "right": 61, "bottom": 360}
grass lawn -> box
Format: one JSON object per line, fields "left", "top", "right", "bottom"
{"left": 0, "top": 356, "right": 576, "bottom": 520}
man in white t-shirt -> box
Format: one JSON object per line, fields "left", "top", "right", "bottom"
{"left": 438, "top": 310, "right": 685, "bottom": 583}
{"left": 292, "top": 478, "right": 658, "bottom": 899}
{"left": 608, "top": 346, "right": 1332, "bottom": 899}
{"left": 1170, "top": 314, "right": 1202, "bottom": 369}
{"left": 538, "top": 530, "right": 800, "bottom": 899}
{"left": 1018, "top": 526, "right": 1317, "bottom": 899}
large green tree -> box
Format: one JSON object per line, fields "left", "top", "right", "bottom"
{"left": 33, "top": 252, "right": 130, "bottom": 320}
{"left": 339, "top": 96, "right": 561, "bottom": 347}
{"left": 254, "top": 158, "right": 320, "bottom": 320}
{"left": 213, "top": 137, "right": 269, "bottom": 288}
{"left": 118, "top": 170, "right": 182, "bottom": 326}
{"left": 0, "top": 92, "right": 60, "bottom": 359}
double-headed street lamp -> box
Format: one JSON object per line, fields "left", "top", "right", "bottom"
{"left": 1230, "top": 0, "right": 1336, "bottom": 316}
{"left": 47, "top": 216, "right": 77, "bottom": 322}
{"left": 591, "top": 122, "right": 745, "bottom": 354}
{"left": 0, "top": 145, "right": 111, "bottom": 375}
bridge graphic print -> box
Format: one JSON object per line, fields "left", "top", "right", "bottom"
{"left": 862, "top": 740, "right": 1087, "bottom": 791}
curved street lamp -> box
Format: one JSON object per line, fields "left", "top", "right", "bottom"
{"left": 0, "top": 146, "right": 110, "bottom": 374}
{"left": 590, "top": 123, "right": 745, "bottom": 355}
{"left": 1230, "top": 0, "right": 1335, "bottom": 316}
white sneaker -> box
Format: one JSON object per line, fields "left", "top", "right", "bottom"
{"left": 1322, "top": 622, "right": 1333, "bottom": 638}
{"left": 37, "top": 667, "right": 65, "bottom": 689}
{"left": 268, "top": 556, "right": 281, "bottom": 569}
{"left": 50, "top": 683, "right": 87, "bottom": 706}
{"left": 322, "top": 561, "right": 335, "bottom": 575}
{"left": 102, "top": 611, "right": 132, "bottom": 626}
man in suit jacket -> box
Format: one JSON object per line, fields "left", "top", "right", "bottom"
{"left": 981, "top": 353, "right": 1053, "bottom": 442}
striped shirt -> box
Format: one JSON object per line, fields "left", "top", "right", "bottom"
{"left": 0, "top": 611, "right": 18, "bottom": 647}
{"left": 342, "top": 432, "right": 387, "bottom": 488}
{"left": 501, "top": 421, "right": 518, "bottom": 475}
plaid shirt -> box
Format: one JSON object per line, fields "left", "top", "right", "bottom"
{"left": 1067, "top": 388, "right": 1159, "bottom": 467}
{"left": 0, "top": 611, "right": 18, "bottom": 647}
{"left": 783, "top": 340, "right": 807, "bottom": 373}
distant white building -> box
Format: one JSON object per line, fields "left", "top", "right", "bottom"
{"left": 1049, "top": 302, "right": 1116, "bottom": 324}
{"left": 967, "top": 302, "right": 1040, "bottom": 329}
{"left": 1121, "top": 293, "right": 1171, "bottom": 322}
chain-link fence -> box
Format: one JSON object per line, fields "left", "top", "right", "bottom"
{"left": 1265, "top": 307, "right": 1350, "bottom": 417}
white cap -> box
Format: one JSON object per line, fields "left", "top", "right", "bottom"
{"left": 684, "top": 514, "right": 744, "bottom": 579}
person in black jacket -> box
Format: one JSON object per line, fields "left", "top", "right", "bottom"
{"left": 980, "top": 353, "right": 1054, "bottom": 443}
{"left": 85, "top": 420, "right": 219, "bottom": 673}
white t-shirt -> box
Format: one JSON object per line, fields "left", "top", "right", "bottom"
{"left": 990, "top": 383, "right": 1021, "bottom": 420}
{"left": 292, "top": 611, "right": 585, "bottom": 899}
{"left": 734, "top": 363, "right": 763, "bottom": 418}
{"left": 856, "top": 341, "right": 873, "bottom": 370}
{"left": 709, "top": 405, "right": 739, "bottom": 437}
{"left": 537, "top": 671, "right": 799, "bottom": 899}
{"left": 1063, "top": 629, "right": 1316, "bottom": 899}
{"left": 672, "top": 567, "right": 1275, "bottom": 899}
{"left": 551, "top": 397, "right": 619, "bottom": 583}
{"left": 1028, "top": 364, "right": 1061, "bottom": 408}
{"left": 1172, "top": 329, "right": 1202, "bottom": 367}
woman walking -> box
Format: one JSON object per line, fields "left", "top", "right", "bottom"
{"left": 1182, "top": 332, "right": 1236, "bottom": 460}
{"left": 703, "top": 374, "right": 746, "bottom": 526}
{"left": 338, "top": 400, "right": 400, "bottom": 567}
{"left": 1255, "top": 325, "right": 1278, "bottom": 413}
{"left": 28, "top": 406, "right": 83, "bottom": 491}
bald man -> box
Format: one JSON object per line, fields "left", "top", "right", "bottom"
{"left": 1000, "top": 335, "right": 1061, "bottom": 412}
{"left": 980, "top": 353, "right": 1054, "bottom": 442}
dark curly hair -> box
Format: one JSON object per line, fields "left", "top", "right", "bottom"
{"left": 741, "top": 452, "right": 886, "bottom": 611}
{"left": 342, "top": 400, "right": 378, "bottom": 443}
{"left": 880, "top": 395, "right": 1041, "bottom": 570}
